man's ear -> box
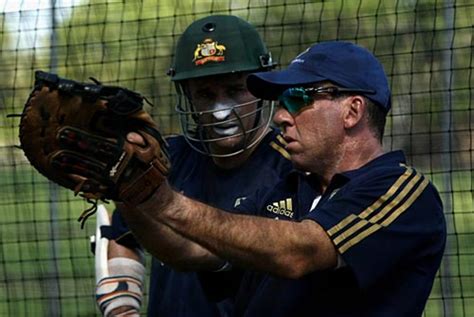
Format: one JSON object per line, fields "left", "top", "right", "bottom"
{"left": 343, "top": 95, "right": 366, "bottom": 129}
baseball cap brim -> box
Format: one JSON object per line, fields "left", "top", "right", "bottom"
{"left": 247, "top": 69, "right": 326, "bottom": 100}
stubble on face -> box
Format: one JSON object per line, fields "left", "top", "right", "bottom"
{"left": 289, "top": 99, "right": 345, "bottom": 176}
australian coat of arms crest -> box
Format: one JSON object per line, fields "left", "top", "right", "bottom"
{"left": 193, "top": 38, "right": 226, "bottom": 65}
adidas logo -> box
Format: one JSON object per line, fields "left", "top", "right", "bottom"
{"left": 266, "top": 198, "right": 294, "bottom": 218}
{"left": 234, "top": 197, "right": 247, "bottom": 208}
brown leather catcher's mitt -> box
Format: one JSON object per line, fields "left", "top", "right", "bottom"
{"left": 19, "top": 71, "right": 171, "bottom": 224}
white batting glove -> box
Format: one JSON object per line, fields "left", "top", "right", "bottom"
{"left": 93, "top": 205, "right": 145, "bottom": 317}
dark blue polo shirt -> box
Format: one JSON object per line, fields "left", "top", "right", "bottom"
{"left": 234, "top": 151, "right": 446, "bottom": 317}
{"left": 110, "top": 129, "right": 293, "bottom": 316}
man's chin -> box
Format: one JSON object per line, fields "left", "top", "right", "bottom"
{"left": 209, "top": 136, "right": 247, "bottom": 154}
{"left": 288, "top": 154, "right": 307, "bottom": 171}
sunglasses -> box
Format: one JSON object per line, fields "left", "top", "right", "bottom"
{"left": 278, "top": 86, "right": 376, "bottom": 114}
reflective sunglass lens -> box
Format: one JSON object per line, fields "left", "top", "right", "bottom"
{"left": 278, "top": 88, "right": 311, "bottom": 113}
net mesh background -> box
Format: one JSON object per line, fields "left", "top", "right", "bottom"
{"left": 0, "top": 0, "right": 472, "bottom": 316}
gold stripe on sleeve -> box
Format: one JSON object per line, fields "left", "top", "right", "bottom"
{"left": 277, "top": 134, "right": 288, "bottom": 146}
{"left": 327, "top": 167, "right": 414, "bottom": 237}
{"left": 368, "top": 172, "right": 422, "bottom": 224}
{"left": 337, "top": 176, "right": 429, "bottom": 254}
{"left": 333, "top": 217, "right": 369, "bottom": 245}
{"left": 269, "top": 141, "right": 291, "bottom": 160}
{"left": 333, "top": 172, "right": 422, "bottom": 246}
{"left": 381, "top": 177, "right": 429, "bottom": 227}
{"left": 327, "top": 214, "right": 358, "bottom": 237}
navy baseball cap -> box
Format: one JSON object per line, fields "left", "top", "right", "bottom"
{"left": 247, "top": 41, "right": 391, "bottom": 112}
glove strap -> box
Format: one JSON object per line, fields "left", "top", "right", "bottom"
{"left": 119, "top": 159, "right": 167, "bottom": 205}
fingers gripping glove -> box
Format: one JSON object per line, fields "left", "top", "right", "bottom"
{"left": 94, "top": 205, "right": 145, "bottom": 317}
{"left": 19, "top": 71, "right": 171, "bottom": 224}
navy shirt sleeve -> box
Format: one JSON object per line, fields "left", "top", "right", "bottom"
{"left": 108, "top": 208, "right": 141, "bottom": 249}
{"left": 306, "top": 164, "right": 446, "bottom": 290}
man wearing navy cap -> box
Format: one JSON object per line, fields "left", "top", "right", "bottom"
{"left": 119, "top": 41, "right": 446, "bottom": 316}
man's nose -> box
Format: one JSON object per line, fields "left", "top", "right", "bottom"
{"left": 212, "top": 102, "right": 233, "bottom": 120}
{"left": 273, "top": 106, "right": 294, "bottom": 128}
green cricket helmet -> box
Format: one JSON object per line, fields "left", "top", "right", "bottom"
{"left": 169, "top": 15, "right": 276, "bottom": 157}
